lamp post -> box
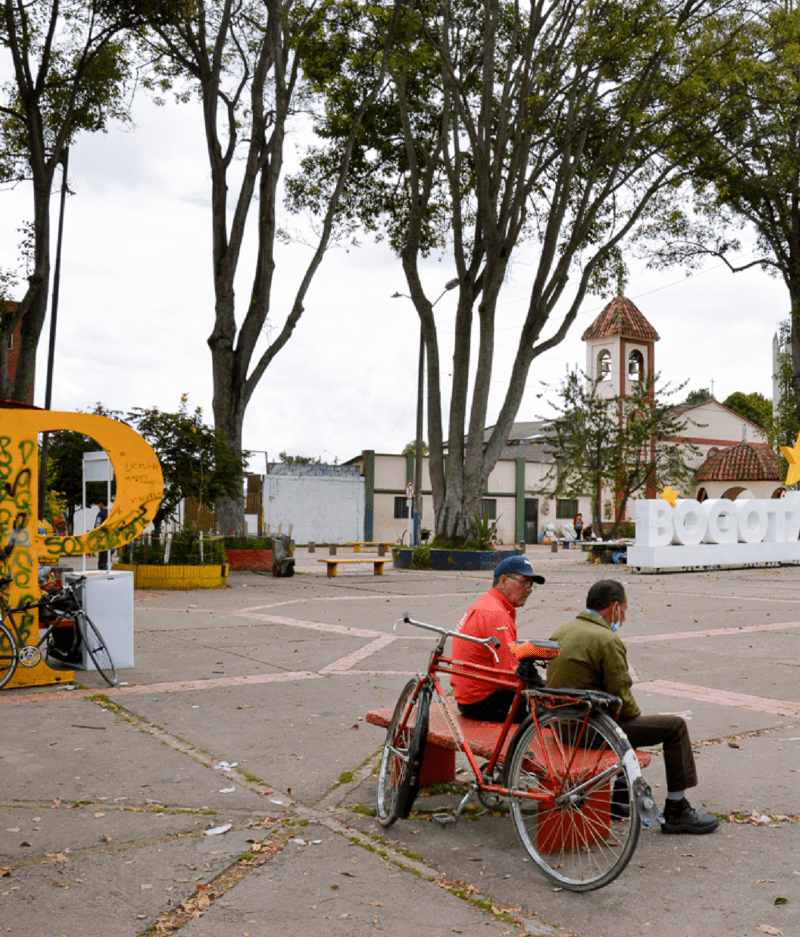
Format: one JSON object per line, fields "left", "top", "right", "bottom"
{"left": 38, "top": 146, "right": 70, "bottom": 520}
{"left": 391, "top": 278, "right": 459, "bottom": 545}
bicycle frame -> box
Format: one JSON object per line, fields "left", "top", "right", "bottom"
{"left": 0, "top": 574, "right": 83, "bottom": 661}
{"left": 394, "top": 614, "right": 608, "bottom": 807}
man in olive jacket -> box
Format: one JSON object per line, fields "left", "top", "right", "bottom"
{"left": 547, "top": 579, "right": 718, "bottom": 835}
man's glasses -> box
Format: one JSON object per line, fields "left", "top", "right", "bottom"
{"left": 509, "top": 575, "right": 534, "bottom": 589}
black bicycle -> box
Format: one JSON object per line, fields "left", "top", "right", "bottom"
{"left": 0, "top": 573, "right": 118, "bottom": 688}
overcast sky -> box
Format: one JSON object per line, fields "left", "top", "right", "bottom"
{"left": 0, "top": 91, "right": 789, "bottom": 472}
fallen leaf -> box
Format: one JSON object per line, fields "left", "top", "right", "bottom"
{"left": 141, "top": 884, "right": 153, "bottom": 890}
{"left": 728, "top": 741, "right": 740, "bottom": 749}
{"left": 94, "top": 813, "right": 105, "bottom": 819}
{"left": 757, "top": 879, "right": 776, "bottom": 884}
{"left": 757, "top": 926, "right": 783, "bottom": 936}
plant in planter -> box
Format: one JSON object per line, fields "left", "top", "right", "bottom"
{"left": 115, "top": 526, "right": 229, "bottom": 589}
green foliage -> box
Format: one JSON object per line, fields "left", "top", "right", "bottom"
{"left": 471, "top": 513, "right": 493, "bottom": 551}
{"left": 46, "top": 404, "right": 123, "bottom": 533}
{"left": 127, "top": 396, "right": 247, "bottom": 534}
{"left": 684, "top": 388, "right": 713, "bottom": 406}
{"left": 289, "top": 0, "right": 743, "bottom": 543}
{"left": 118, "top": 527, "right": 225, "bottom": 566}
{"left": 722, "top": 391, "right": 772, "bottom": 432}
{"left": 402, "top": 440, "right": 429, "bottom": 456}
{"left": 773, "top": 319, "right": 800, "bottom": 475}
{"left": 544, "top": 371, "right": 699, "bottom": 541}
{"left": 278, "top": 452, "right": 320, "bottom": 465}
{"left": 45, "top": 398, "right": 246, "bottom": 536}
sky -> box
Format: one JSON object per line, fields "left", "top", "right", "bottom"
{"left": 0, "top": 90, "right": 790, "bottom": 474}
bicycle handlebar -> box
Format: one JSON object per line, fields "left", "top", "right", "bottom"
{"left": 394, "top": 612, "right": 501, "bottom": 662}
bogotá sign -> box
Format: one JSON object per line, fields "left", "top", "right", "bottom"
{"left": 628, "top": 493, "right": 800, "bottom": 569}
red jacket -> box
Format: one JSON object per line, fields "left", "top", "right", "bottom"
{"left": 450, "top": 588, "right": 519, "bottom": 705}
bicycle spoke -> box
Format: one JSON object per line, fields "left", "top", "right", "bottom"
{"left": 507, "top": 707, "right": 640, "bottom": 891}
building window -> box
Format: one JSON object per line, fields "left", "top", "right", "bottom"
{"left": 628, "top": 350, "right": 644, "bottom": 381}
{"left": 394, "top": 496, "right": 409, "bottom": 519}
{"left": 481, "top": 498, "right": 497, "bottom": 519}
{"left": 556, "top": 498, "right": 579, "bottom": 519}
{"left": 6, "top": 332, "right": 12, "bottom": 350}
{"left": 598, "top": 349, "right": 611, "bottom": 379}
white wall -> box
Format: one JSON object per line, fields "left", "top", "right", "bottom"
{"left": 263, "top": 474, "right": 364, "bottom": 544}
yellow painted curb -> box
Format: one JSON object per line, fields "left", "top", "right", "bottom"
{"left": 112, "top": 563, "right": 229, "bottom": 590}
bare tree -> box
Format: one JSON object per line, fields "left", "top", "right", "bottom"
{"left": 0, "top": 0, "right": 184, "bottom": 401}
{"left": 292, "top": 0, "right": 745, "bottom": 541}
{"left": 147, "top": 0, "right": 399, "bottom": 534}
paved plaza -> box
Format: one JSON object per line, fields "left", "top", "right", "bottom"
{"left": 1, "top": 546, "right": 799, "bottom": 937}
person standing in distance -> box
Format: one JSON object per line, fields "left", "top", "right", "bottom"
{"left": 547, "top": 579, "right": 718, "bottom": 834}
{"left": 95, "top": 499, "right": 109, "bottom": 571}
{"left": 451, "top": 556, "right": 545, "bottom": 723}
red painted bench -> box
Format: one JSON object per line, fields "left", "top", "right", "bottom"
{"left": 367, "top": 706, "right": 651, "bottom": 789}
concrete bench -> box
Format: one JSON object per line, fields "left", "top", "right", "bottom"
{"left": 318, "top": 558, "right": 390, "bottom": 578}
{"left": 367, "top": 705, "right": 651, "bottom": 788}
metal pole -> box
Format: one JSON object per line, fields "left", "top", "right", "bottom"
{"left": 38, "top": 146, "right": 70, "bottom": 519}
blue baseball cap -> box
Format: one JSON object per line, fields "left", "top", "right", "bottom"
{"left": 494, "top": 556, "right": 545, "bottom": 583}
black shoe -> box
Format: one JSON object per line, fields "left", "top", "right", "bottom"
{"left": 662, "top": 798, "right": 718, "bottom": 835}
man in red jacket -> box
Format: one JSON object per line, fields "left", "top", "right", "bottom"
{"left": 450, "top": 556, "right": 545, "bottom": 722}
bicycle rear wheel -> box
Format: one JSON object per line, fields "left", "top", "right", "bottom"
{"left": 75, "top": 611, "right": 118, "bottom": 686}
{"left": 0, "top": 621, "right": 19, "bottom": 689}
{"left": 376, "top": 678, "right": 430, "bottom": 827}
{"left": 506, "top": 706, "right": 640, "bottom": 891}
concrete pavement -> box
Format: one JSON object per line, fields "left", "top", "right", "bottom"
{"left": 1, "top": 546, "right": 799, "bottom": 937}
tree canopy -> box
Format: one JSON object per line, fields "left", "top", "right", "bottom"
{"left": 143, "top": 0, "right": 401, "bottom": 535}
{"left": 722, "top": 390, "right": 772, "bottom": 431}
{"left": 652, "top": 4, "right": 800, "bottom": 426}
{"left": 544, "top": 372, "right": 697, "bottom": 540}
{"left": 0, "top": 0, "right": 187, "bottom": 402}
{"left": 291, "top": 0, "right": 748, "bottom": 542}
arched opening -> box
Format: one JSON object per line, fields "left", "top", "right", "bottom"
{"left": 628, "top": 349, "right": 644, "bottom": 381}
{"left": 772, "top": 487, "right": 785, "bottom": 499}
{"left": 598, "top": 349, "right": 611, "bottom": 379}
{"left": 707, "top": 447, "right": 719, "bottom": 458}
{"left": 696, "top": 487, "right": 708, "bottom": 503}
{"left": 722, "top": 486, "right": 748, "bottom": 500}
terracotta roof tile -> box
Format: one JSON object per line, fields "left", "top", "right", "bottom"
{"left": 581, "top": 296, "right": 660, "bottom": 342}
{"left": 695, "top": 442, "right": 781, "bottom": 482}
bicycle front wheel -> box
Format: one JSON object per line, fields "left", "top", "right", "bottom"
{"left": 75, "top": 612, "right": 118, "bottom": 686}
{"left": 376, "top": 678, "right": 430, "bottom": 827}
{"left": 0, "top": 621, "right": 19, "bottom": 689}
{"left": 506, "top": 706, "right": 641, "bottom": 891}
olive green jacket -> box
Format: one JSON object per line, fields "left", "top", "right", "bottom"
{"left": 546, "top": 611, "right": 641, "bottom": 719}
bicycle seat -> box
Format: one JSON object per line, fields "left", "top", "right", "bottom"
{"left": 508, "top": 639, "right": 561, "bottom": 661}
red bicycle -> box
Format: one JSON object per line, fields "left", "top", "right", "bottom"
{"left": 376, "top": 613, "right": 659, "bottom": 892}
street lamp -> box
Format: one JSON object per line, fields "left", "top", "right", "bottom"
{"left": 392, "top": 278, "right": 459, "bottom": 545}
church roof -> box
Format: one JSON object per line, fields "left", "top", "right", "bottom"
{"left": 695, "top": 442, "right": 781, "bottom": 482}
{"left": 582, "top": 296, "right": 660, "bottom": 342}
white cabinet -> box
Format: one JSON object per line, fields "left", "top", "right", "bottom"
{"left": 66, "top": 570, "right": 134, "bottom": 671}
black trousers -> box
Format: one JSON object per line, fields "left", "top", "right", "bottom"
{"left": 618, "top": 714, "right": 697, "bottom": 793}
{"left": 458, "top": 689, "right": 528, "bottom": 723}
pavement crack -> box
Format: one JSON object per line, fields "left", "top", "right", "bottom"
{"left": 136, "top": 827, "right": 295, "bottom": 936}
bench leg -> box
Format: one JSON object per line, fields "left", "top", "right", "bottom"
{"left": 373, "top": 562, "right": 384, "bottom": 575}
{"left": 327, "top": 563, "right": 338, "bottom": 578}
{"left": 354, "top": 544, "right": 361, "bottom": 553}
{"left": 419, "top": 741, "right": 456, "bottom": 787}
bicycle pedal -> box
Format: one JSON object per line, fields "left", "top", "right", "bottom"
{"left": 432, "top": 813, "right": 456, "bottom": 828}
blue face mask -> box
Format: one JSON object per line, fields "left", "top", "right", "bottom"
{"left": 610, "top": 621, "right": 619, "bottom": 633}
